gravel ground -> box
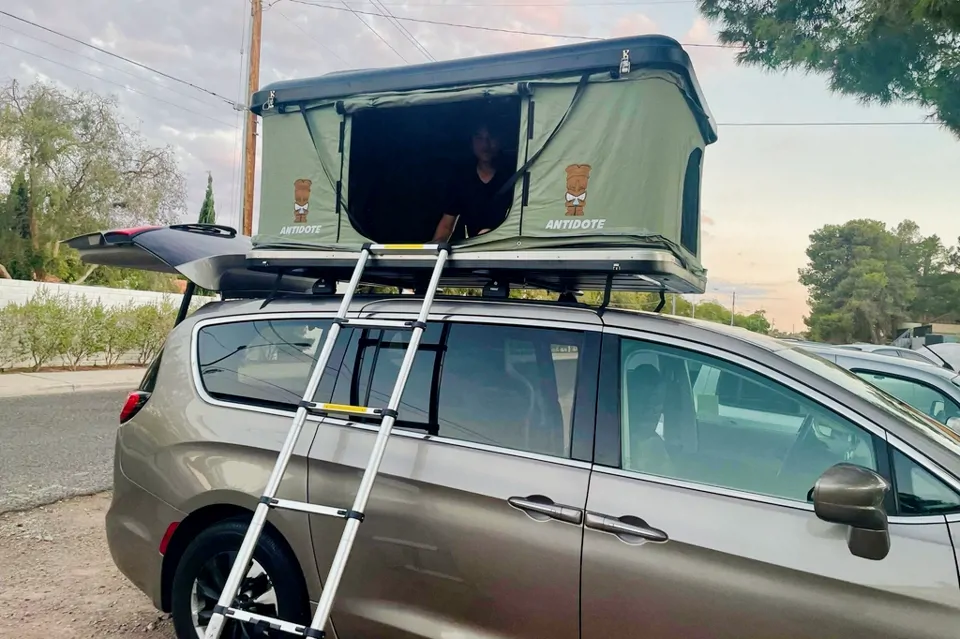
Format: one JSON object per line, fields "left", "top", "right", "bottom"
{"left": 0, "top": 390, "right": 124, "bottom": 513}
{"left": 0, "top": 492, "right": 176, "bottom": 639}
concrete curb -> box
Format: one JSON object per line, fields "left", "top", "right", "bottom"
{"left": 0, "top": 369, "right": 147, "bottom": 399}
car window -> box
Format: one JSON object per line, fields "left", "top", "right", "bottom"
{"left": 892, "top": 449, "right": 960, "bottom": 515}
{"left": 622, "top": 337, "right": 880, "bottom": 503}
{"left": 852, "top": 370, "right": 960, "bottom": 425}
{"left": 196, "top": 317, "right": 336, "bottom": 409}
{"left": 332, "top": 322, "right": 583, "bottom": 458}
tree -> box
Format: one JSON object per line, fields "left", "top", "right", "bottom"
{"left": 199, "top": 173, "right": 216, "bottom": 225}
{"left": 0, "top": 79, "right": 187, "bottom": 282}
{"left": 799, "top": 218, "right": 960, "bottom": 343}
{"left": 696, "top": 0, "right": 960, "bottom": 137}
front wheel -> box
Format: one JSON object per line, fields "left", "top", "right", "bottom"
{"left": 170, "top": 518, "right": 310, "bottom": 639}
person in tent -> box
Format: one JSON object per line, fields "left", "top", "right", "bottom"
{"left": 430, "top": 121, "right": 513, "bottom": 243}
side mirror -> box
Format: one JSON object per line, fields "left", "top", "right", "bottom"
{"left": 947, "top": 417, "right": 960, "bottom": 432}
{"left": 812, "top": 463, "right": 891, "bottom": 561}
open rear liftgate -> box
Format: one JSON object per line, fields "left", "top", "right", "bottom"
{"left": 203, "top": 242, "right": 452, "bottom": 639}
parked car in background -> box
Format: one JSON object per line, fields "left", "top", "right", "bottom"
{"left": 834, "top": 343, "right": 945, "bottom": 367}
{"left": 800, "top": 344, "right": 960, "bottom": 432}
{"left": 919, "top": 342, "right": 960, "bottom": 372}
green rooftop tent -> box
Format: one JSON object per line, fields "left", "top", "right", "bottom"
{"left": 248, "top": 34, "right": 717, "bottom": 294}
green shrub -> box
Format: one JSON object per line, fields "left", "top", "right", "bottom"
{"left": 0, "top": 304, "right": 26, "bottom": 370}
{"left": 15, "top": 288, "right": 74, "bottom": 371}
{"left": 63, "top": 295, "right": 109, "bottom": 370}
{"left": 101, "top": 300, "right": 141, "bottom": 367}
{"left": 0, "top": 288, "right": 187, "bottom": 372}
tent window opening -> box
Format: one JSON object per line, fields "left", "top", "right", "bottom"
{"left": 346, "top": 95, "right": 522, "bottom": 244}
{"left": 680, "top": 147, "right": 702, "bottom": 255}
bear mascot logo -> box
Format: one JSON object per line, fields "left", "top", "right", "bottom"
{"left": 564, "top": 164, "right": 591, "bottom": 216}
{"left": 293, "top": 178, "right": 312, "bottom": 223}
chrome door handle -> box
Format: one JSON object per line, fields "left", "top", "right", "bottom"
{"left": 585, "top": 512, "right": 668, "bottom": 543}
{"left": 508, "top": 495, "right": 583, "bottom": 525}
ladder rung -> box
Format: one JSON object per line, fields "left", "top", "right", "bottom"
{"left": 364, "top": 242, "right": 449, "bottom": 256}
{"left": 267, "top": 498, "right": 352, "bottom": 519}
{"left": 300, "top": 401, "right": 396, "bottom": 419}
{"left": 216, "top": 606, "right": 310, "bottom": 636}
{"left": 335, "top": 318, "right": 423, "bottom": 330}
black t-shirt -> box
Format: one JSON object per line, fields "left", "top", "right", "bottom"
{"left": 443, "top": 165, "right": 512, "bottom": 241}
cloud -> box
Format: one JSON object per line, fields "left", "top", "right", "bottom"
{"left": 682, "top": 17, "right": 738, "bottom": 76}
{"left": 610, "top": 13, "right": 659, "bottom": 38}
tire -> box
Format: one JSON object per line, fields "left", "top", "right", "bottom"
{"left": 170, "top": 517, "right": 310, "bottom": 639}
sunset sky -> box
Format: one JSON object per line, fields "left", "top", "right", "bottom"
{"left": 2, "top": 0, "right": 958, "bottom": 331}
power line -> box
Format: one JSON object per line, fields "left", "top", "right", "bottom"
{"left": 0, "top": 9, "right": 240, "bottom": 106}
{"left": 275, "top": 6, "right": 350, "bottom": 66}
{"left": 289, "top": 0, "right": 729, "bottom": 44}
{"left": 371, "top": 0, "right": 437, "bottom": 61}
{"left": 336, "top": 0, "right": 412, "bottom": 62}
{"left": 0, "top": 41, "right": 239, "bottom": 129}
{"left": 0, "top": 21, "right": 223, "bottom": 110}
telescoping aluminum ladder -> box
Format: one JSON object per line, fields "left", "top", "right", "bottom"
{"left": 203, "top": 242, "right": 451, "bottom": 639}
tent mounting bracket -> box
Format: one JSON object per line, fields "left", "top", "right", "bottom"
{"left": 654, "top": 289, "right": 666, "bottom": 313}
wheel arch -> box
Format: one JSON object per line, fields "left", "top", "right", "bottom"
{"left": 159, "top": 502, "right": 309, "bottom": 613}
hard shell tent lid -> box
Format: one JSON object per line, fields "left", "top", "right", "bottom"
{"left": 250, "top": 34, "right": 716, "bottom": 289}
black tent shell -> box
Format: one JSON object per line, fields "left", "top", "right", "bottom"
{"left": 250, "top": 34, "right": 717, "bottom": 144}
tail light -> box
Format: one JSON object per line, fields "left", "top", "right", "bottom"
{"left": 120, "top": 390, "right": 151, "bottom": 424}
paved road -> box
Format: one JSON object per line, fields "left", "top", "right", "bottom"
{"left": 0, "top": 390, "right": 126, "bottom": 513}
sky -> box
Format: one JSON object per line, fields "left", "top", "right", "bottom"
{"left": 1, "top": 0, "right": 958, "bottom": 332}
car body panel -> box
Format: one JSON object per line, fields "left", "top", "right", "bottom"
{"left": 106, "top": 434, "right": 187, "bottom": 609}
{"left": 307, "top": 422, "right": 589, "bottom": 639}
{"left": 582, "top": 469, "right": 960, "bottom": 639}
{"left": 100, "top": 290, "right": 960, "bottom": 639}
{"left": 110, "top": 309, "right": 328, "bottom": 605}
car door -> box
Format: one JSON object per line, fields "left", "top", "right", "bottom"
{"left": 307, "top": 317, "right": 599, "bottom": 639}
{"left": 581, "top": 330, "right": 960, "bottom": 639}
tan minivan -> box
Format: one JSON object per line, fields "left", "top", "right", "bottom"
{"left": 71, "top": 225, "right": 960, "bottom": 639}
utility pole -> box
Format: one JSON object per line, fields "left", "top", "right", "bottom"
{"left": 671, "top": 293, "right": 677, "bottom": 315}
{"left": 730, "top": 290, "right": 736, "bottom": 326}
{"left": 239, "top": 0, "right": 263, "bottom": 236}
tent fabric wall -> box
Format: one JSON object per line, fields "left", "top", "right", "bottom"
{"left": 257, "top": 103, "right": 343, "bottom": 244}
{"left": 253, "top": 70, "right": 706, "bottom": 274}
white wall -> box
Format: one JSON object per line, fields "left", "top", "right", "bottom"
{"left": 0, "top": 278, "right": 215, "bottom": 309}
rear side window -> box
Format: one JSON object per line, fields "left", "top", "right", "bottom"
{"left": 331, "top": 322, "right": 584, "bottom": 458}
{"left": 196, "top": 318, "right": 337, "bottom": 410}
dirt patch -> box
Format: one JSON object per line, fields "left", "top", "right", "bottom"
{"left": 0, "top": 492, "right": 176, "bottom": 638}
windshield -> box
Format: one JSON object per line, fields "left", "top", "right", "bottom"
{"left": 777, "top": 347, "right": 960, "bottom": 456}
